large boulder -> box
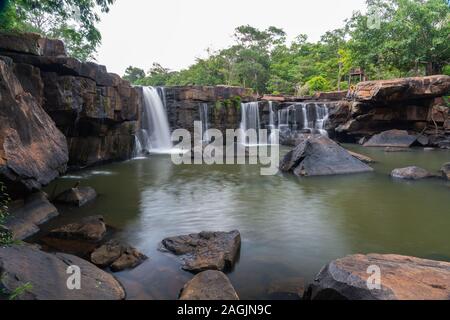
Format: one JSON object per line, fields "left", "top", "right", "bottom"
{"left": 54, "top": 186, "right": 97, "bottom": 207}
{"left": 0, "top": 32, "right": 66, "bottom": 57}
{"left": 363, "top": 130, "right": 417, "bottom": 148}
{"left": 390, "top": 166, "right": 435, "bottom": 180}
{"left": 305, "top": 254, "right": 450, "bottom": 300}
{"left": 5, "top": 192, "right": 58, "bottom": 240}
{"left": 179, "top": 270, "right": 239, "bottom": 300}
{"left": 161, "top": 230, "right": 241, "bottom": 273}
{"left": 0, "top": 58, "right": 68, "bottom": 195}
{"left": 0, "top": 245, "right": 125, "bottom": 300}
{"left": 280, "top": 135, "right": 373, "bottom": 177}
{"left": 351, "top": 75, "right": 450, "bottom": 102}
{"left": 440, "top": 162, "right": 450, "bottom": 180}
{"left": 48, "top": 215, "right": 106, "bottom": 242}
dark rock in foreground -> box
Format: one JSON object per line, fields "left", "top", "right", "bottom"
{"left": 391, "top": 166, "right": 435, "bottom": 180}
{"left": 0, "top": 245, "right": 125, "bottom": 300}
{"left": 363, "top": 129, "right": 417, "bottom": 148}
{"left": 55, "top": 186, "right": 97, "bottom": 207}
{"left": 280, "top": 135, "right": 373, "bottom": 177}
{"left": 179, "top": 270, "right": 239, "bottom": 300}
{"left": 5, "top": 192, "right": 58, "bottom": 240}
{"left": 440, "top": 162, "right": 450, "bottom": 180}
{"left": 48, "top": 215, "right": 106, "bottom": 242}
{"left": 161, "top": 230, "right": 241, "bottom": 273}
{"left": 91, "top": 240, "right": 148, "bottom": 272}
{"left": 305, "top": 254, "right": 450, "bottom": 300}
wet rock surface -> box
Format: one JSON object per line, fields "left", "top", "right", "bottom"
{"left": 179, "top": 270, "right": 239, "bottom": 300}
{"left": 267, "top": 277, "right": 305, "bottom": 300}
{"left": 54, "top": 186, "right": 97, "bottom": 207}
{"left": 280, "top": 135, "right": 373, "bottom": 176}
{"left": 305, "top": 254, "right": 450, "bottom": 300}
{"left": 440, "top": 162, "right": 450, "bottom": 180}
{"left": 363, "top": 130, "right": 417, "bottom": 148}
{"left": 48, "top": 215, "right": 106, "bottom": 242}
{"left": 391, "top": 166, "right": 435, "bottom": 180}
{"left": 161, "top": 230, "right": 241, "bottom": 273}
{"left": 0, "top": 245, "right": 125, "bottom": 300}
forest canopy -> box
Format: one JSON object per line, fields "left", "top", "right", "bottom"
{"left": 127, "top": 0, "right": 450, "bottom": 95}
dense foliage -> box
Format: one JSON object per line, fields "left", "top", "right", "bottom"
{"left": 129, "top": 0, "right": 450, "bottom": 94}
{"left": 0, "top": 0, "right": 115, "bottom": 61}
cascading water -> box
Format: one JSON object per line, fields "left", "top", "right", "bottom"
{"left": 240, "top": 102, "right": 263, "bottom": 146}
{"left": 136, "top": 86, "right": 174, "bottom": 154}
{"left": 268, "top": 101, "right": 277, "bottom": 145}
{"left": 277, "top": 102, "right": 329, "bottom": 136}
{"left": 199, "top": 103, "right": 210, "bottom": 143}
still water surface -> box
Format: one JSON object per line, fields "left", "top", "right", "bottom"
{"left": 43, "top": 145, "right": 450, "bottom": 299}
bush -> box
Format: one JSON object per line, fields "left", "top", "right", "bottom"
{"left": 306, "top": 76, "right": 331, "bottom": 95}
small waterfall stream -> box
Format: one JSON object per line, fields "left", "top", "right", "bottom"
{"left": 135, "top": 86, "right": 174, "bottom": 154}
{"left": 199, "top": 103, "right": 210, "bottom": 143}
{"left": 277, "top": 102, "right": 329, "bottom": 135}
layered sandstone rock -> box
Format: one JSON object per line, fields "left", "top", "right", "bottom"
{"left": 0, "top": 32, "right": 141, "bottom": 169}
{"left": 0, "top": 57, "right": 68, "bottom": 196}
{"left": 305, "top": 254, "right": 450, "bottom": 300}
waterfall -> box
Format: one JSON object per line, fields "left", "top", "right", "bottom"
{"left": 315, "top": 103, "right": 329, "bottom": 136}
{"left": 268, "top": 101, "right": 277, "bottom": 144}
{"left": 199, "top": 103, "right": 210, "bottom": 143}
{"left": 240, "top": 102, "right": 260, "bottom": 132}
{"left": 136, "top": 86, "right": 174, "bottom": 154}
{"left": 276, "top": 103, "right": 329, "bottom": 136}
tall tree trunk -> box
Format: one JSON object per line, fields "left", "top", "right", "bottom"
{"left": 426, "top": 62, "right": 442, "bottom": 76}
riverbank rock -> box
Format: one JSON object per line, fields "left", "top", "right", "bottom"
{"left": 391, "top": 166, "right": 435, "bottom": 180}
{"left": 54, "top": 186, "right": 97, "bottom": 207}
{"left": 280, "top": 135, "right": 373, "bottom": 177}
{"left": 91, "top": 240, "right": 148, "bottom": 272}
{"left": 0, "top": 245, "right": 125, "bottom": 300}
{"left": 440, "top": 163, "right": 450, "bottom": 180}
{"left": 363, "top": 130, "right": 417, "bottom": 148}
{"left": 179, "top": 270, "right": 239, "bottom": 300}
{"left": 0, "top": 57, "right": 68, "bottom": 197}
{"left": 48, "top": 215, "right": 106, "bottom": 241}
{"left": 305, "top": 254, "right": 450, "bottom": 300}
{"left": 5, "top": 192, "right": 58, "bottom": 240}
{"left": 161, "top": 230, "right": 241, "bottom": 273}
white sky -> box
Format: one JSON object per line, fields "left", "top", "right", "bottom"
{"left": 96, "top": 0, "right": 367, "bottom": 76}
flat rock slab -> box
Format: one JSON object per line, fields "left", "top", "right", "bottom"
{"left": 347, "top": 150, "right": 375, "bottom": 163}
{"left": 48, "top": 215, "right": 106, "bottom": 242}
{"left": 55, "top": 186, "right": 97, "bottom": 207}
{"left": 5, "top": 192, "right": 58, "bottom": 240}
{"left": 161, "top": 230, "right": 241, "bottom": 273}
{"left": 179, "top": 270, "right": 239, "bottom": 300}
{"left": 0, "top": 245, "right": 125, "bottom": 300}
{"left": 364, "top": 130, "right": 417, "bottom": 148}
{"left": 280, "top": 135, "right": 373, "bottom": 177}
{"left": 91, "top": 240, "right": 148, "bottom": 272}
{"left": 391, "top": 166, "right": 435, "bottom": 180}
{"left": 305, "top": 254, "right": 450, "bottom": 300}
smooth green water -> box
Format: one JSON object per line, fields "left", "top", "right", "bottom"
{"left": 42, "top": 145, "right": 450, "bottom": 299}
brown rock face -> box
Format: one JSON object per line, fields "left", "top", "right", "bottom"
{"left": 305, "top": 254, "right": 450, "bottom": 300}
{"left": 161, "top": 230, "right": 241, "bottom": 273}
{"left": 351, "top": 75, "right": 450, "bottom": 102}
{"left": 0, "top": 58, "right": 68, "bottom": 195}
{"left": 48, "top": 215, "right": 106, "bottom": 242}
{"left": 391, "top": 166, "right": 435, "bottom": 180}
{"left": 179, "top": 270, "right": 239, "bottom": 300}
{"left": 0, "top": 245, "right": 125, "bottom": 300}
{"left": 91, "top": 240, "right": 148, "bottom": 272}
{"left": 55, "top": 186, "right": 97, "bottom": 207}
{"left": 280, "top": 135, "right": 373, "bottom": 176}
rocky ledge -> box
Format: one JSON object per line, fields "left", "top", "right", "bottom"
{"left": 161, "top": 230, "right": 241, "bottom": 273}
{"left": 305, "top": 254, "right": 450, "bottom": 300}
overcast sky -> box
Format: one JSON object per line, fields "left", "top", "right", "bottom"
{"left": 96, "top": 0, "right": 367, "bottom": 76}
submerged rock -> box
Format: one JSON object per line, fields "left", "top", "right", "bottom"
{"left": 384, "top": 147, "right": 412, "bottom": 152}
{"left": 391, "top": 166, "right": 435, "bottom": 180}
{"left": 5, "top": 192, "right": 58, "bottom": 240}
{"left": 440, "top": 162, "right": 450, "bottom": 180}
{"left": 161, "top": 230, "right": 241, "bottom": 273}
{"left": 267, "top": 277, "right": 305, "bottom": 300}
{"left": 179, "top": 270, "right": 239, "bottom": 300}
{"left": 48, "top": 215, "right": 106, "bottom": 241}
{"left": 54, "top": 186, "right": 97, "bottom": 207}
{"left": 91, "top": 240, "right": 148, "bottom": 272}
{"left": 346, "top": 150, "right": 375, "bottom": 163}
{"left": 363, "top": 130, "right": 417, "bottom": 148}
{"left": 0, "top": 245, "right": 125, "bottom": 300}
{"left": 305, "top": 254, "right": 450, "bottom": 300}
{"left": 280, "top": 135, "right": 373, "bottom": 177}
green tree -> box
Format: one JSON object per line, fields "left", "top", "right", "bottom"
{"left": 123, "top": 66, "right": 145, "bottom": 83}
